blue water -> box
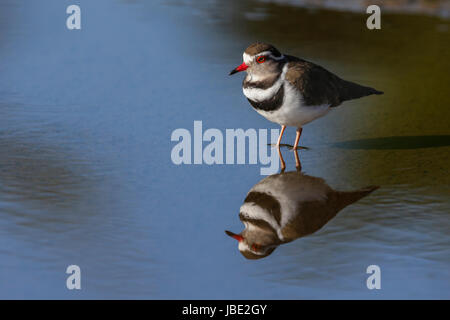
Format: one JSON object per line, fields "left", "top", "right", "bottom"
{"left": 0, "top": 0, "right": 449, "bottom": 299}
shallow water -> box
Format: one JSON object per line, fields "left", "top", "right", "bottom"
{"left": 0, "top": 0, "right": 449, "bottom": 299}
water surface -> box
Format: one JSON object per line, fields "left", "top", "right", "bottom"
{"left": 0, "top": 0, "right": 448, "bottom": 299}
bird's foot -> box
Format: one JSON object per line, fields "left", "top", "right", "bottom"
{"left": 287, "top": 145, "right": 309, "bottom": 151}
{"left": 267, "top": 143, "right": 292, "bottom": 149}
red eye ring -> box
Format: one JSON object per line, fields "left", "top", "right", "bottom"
{"left": 256, "top": 56, "right": 266, "bottom": 63}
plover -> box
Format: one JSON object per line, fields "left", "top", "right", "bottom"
{"left": 225, "top": 169, "right": 379, "bottom": 259}
{"left": 229, "top": 42, "right": 383, "bottom": 149}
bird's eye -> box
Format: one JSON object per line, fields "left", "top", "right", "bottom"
{"left": 251, "top": 244, "right": 261, "bottom": 251}
{"left": 256, "top": 56, "right": 266, "bottom": 64}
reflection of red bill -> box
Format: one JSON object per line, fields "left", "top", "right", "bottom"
{"left": 225, "top": 230, "right": 243, "bottom": 242}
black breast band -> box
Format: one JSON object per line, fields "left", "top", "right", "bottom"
{"left": 247, "top": 84, "right": 284, "bottom": 112}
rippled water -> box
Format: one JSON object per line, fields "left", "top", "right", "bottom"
{"left": 0, "top": 0, "right": 448, "bottom": 299}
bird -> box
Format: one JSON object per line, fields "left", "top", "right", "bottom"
{"left": 229, "top": 42, "right": 383, "bottom": 149}
{"left": 225, "top": 169, "right": 379, "bottom": 259}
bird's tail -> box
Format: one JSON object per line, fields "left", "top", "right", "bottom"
{"left": 339, "top": 79, "right": 383, "bottom": 102}
{"left": 334, "top": 185, "right": 379, "bottom": 212}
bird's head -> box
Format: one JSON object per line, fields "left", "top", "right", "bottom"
{"left": 225, "top": 229, "right": 278, "bottom": 260}
{"left": 229, "top": 42, "right": 285, "bottom": 77}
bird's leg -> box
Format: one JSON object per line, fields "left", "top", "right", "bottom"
{"left": 277, "top": 145, "right": 286, "bottom": 173}
{"left": 294, "top": 149, "right": 302, "bottom": 172}
{"left": 276, "top": 125, "right": 286, "bottom": 147}
{"left": 292, "top": 127, "right": 303, "bottom": 150}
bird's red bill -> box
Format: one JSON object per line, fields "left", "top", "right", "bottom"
{"left": 229, "top": 62, "right": 248, "bottom": 75}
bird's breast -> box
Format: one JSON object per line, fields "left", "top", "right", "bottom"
{"left": 244, "top": 84, "right": 285, "bottom": 112}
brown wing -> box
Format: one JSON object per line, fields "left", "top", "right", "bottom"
{"left": 285, "top": 56, "right": 382, "bottom": 107}
{"left": 281, "top": 185, "right": 379, "bottom": 242}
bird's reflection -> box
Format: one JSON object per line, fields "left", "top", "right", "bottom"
{"left": 225, "top": 149, "right": 379, "bottom": 259}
